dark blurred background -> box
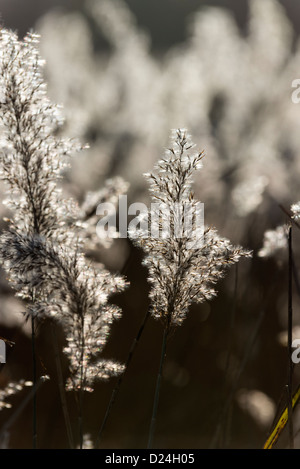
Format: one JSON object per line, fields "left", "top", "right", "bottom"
{"left": 0, "top": 0, "right": 300, "bottom": 450}
{"left": 1, "top": 1, "right": 300, "bottom": 46}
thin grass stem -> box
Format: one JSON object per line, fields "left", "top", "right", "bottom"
{"left": 287, "top": 225, "right": 294, "bottom": 449}
{"left": 210, "top": 307, "right": 265, "bottom": 448}
{"left": 51, "top": 323, "right": 74, "bottom": 449}
{"left": 147, "top": 326, "right": 168, "bottom": 450}
{"left": 31, "top": 315, "right": 37, "bottom": 449}
{"left": 96, "top": 308, "right": 150, "bottom": 448}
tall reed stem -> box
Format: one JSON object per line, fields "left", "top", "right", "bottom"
{"left": 79, "top": 318, "right": 85, "bottom": 450}
{"left": 51, "top": 323, "right": 74, "bottom": 449}
{"left": 287, "top": 224, "right": 294, "bottom": 449}
{"left": 147, "top": 326, "right": 168, "bottom": 449}
{"left": 31, "top": 315, "right": 37, "bottom": 449}
{"left": 96, "top": 309, "right": 150, "bottom": 448}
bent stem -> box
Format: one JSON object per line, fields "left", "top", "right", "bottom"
{"left": 147, "top": 326, "right": 169, "bottom": 449}
{"left": 96, "top": 308, "right": 150, "bottom": 448}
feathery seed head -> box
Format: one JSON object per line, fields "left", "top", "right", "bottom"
{"left": 0, "top": 29, "right": 127, "bottom": 391}
{"left": 130, "top": 129, "right": 252, "bottom": 328}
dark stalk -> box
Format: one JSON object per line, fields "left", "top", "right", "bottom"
{"left": 287, "top": 225, "right": 294, "bottom": 449}
{"left": 51, "top": 323, "right": 74, "bottom": 449}
{"left": 31, "top": 315, "right": 37, "bottom": 449}
{"left": 147, "top": 326, "right": 168, "bottom": 449}
{"left": 96, "top": 308, "right": 150, "bottom": 448}
{"left": 79, "top": 318, "right": 85, "bottom": 450}
{"left": 220, "top": 264, "right": 239, "bottom": 448}
{"left": 292, "top": 257, "right": 300, "bottom": 300}
{"left": 224, "top": 264, "right": 239, "bottom": 378}
{"left": 0, "top": 376, "right": 48, "bottom": 446}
